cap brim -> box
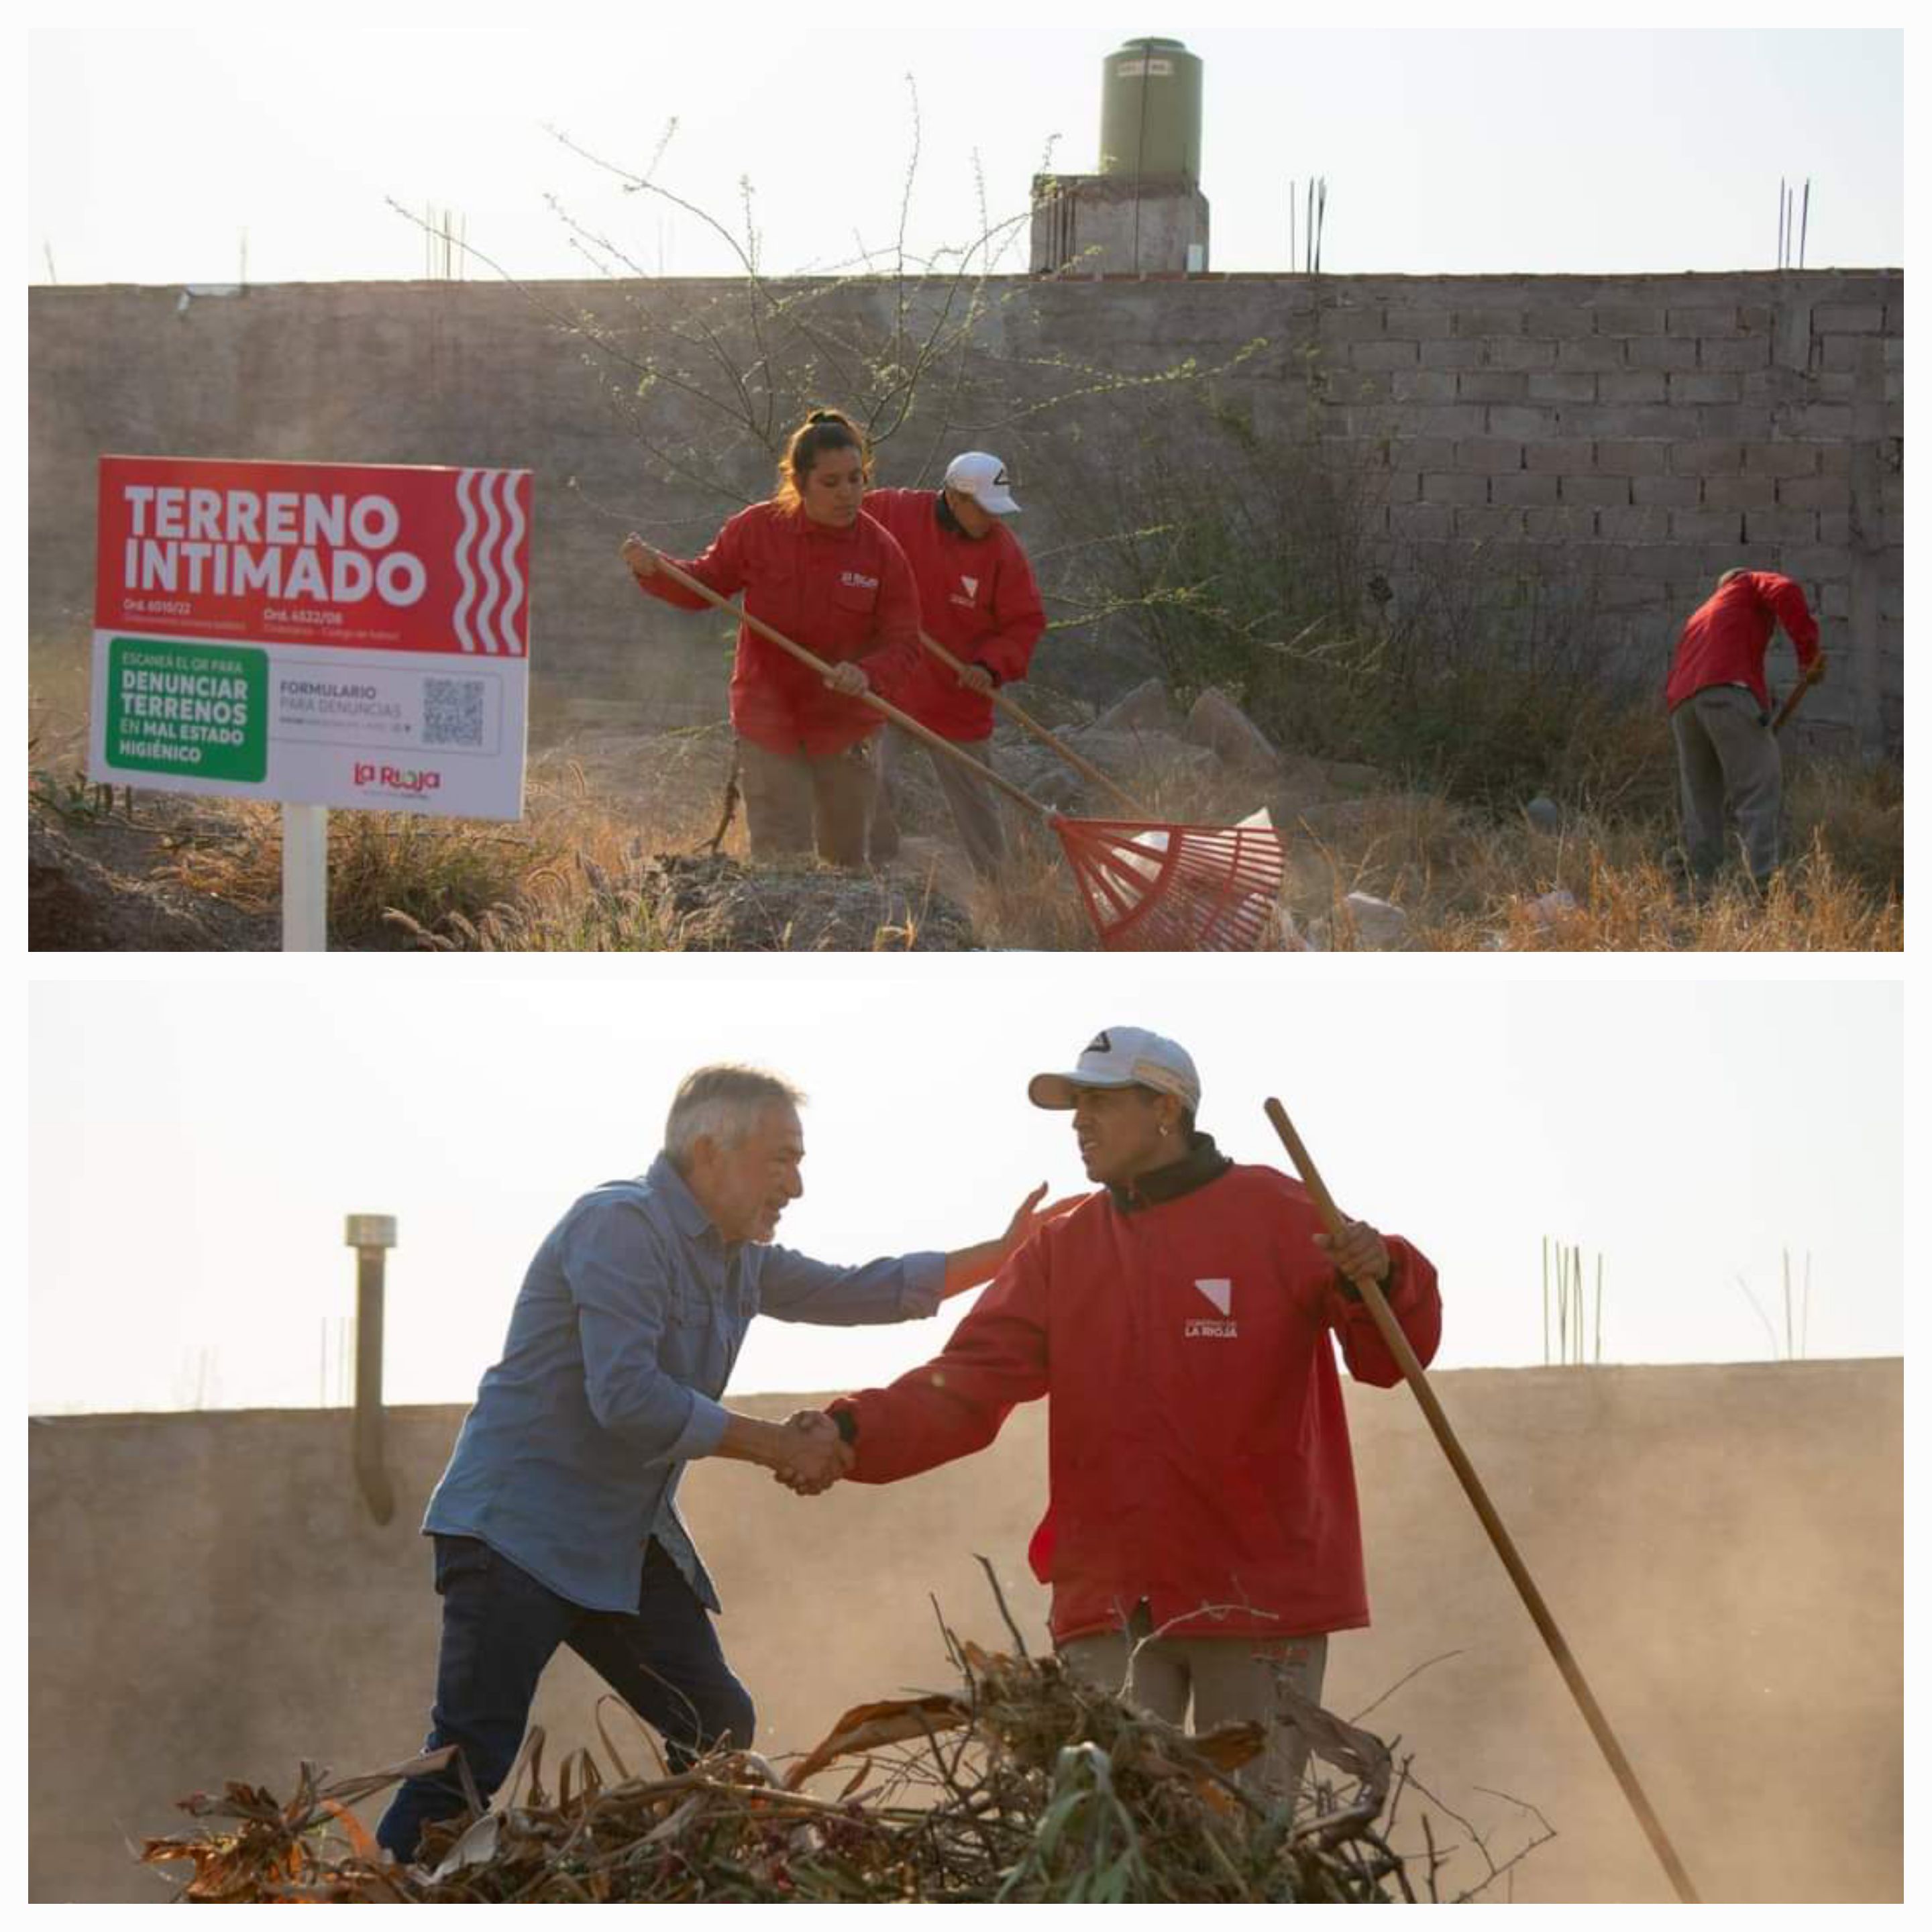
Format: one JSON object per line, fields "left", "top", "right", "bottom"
{"left": 979, "top": 488, "right": 1020, "bottom": 515}
{"left": 1028, "top": 1070, "right": 1138, "bottom": 1109}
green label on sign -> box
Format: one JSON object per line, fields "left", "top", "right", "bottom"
{"left": 104, "top": 638, "right": 268, "bottom": 782}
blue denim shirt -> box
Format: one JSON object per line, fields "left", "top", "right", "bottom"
{"left": 423, "top": 1153, "right": 946, "bottom": 1613}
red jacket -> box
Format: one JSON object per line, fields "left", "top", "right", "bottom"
{"left": 1664, "top": 571, "right": 1821, "bottom": 715}
{"left": 833, "top": 1152, "right": 1440, "bottom": 1645}
{"left": 860, "top": 490, "right": 1046, "bottom": 741}
{"left": 638, "top": 502, "right": 922, "bottom": 755}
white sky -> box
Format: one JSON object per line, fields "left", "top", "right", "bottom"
{"left": 17, "top": 9, "right": 1915, "bottom": 1424}
{"left": 26, "top": 15, "right": 1904, "bottom": 287}
{"left": 27, "top": 964, "right": 1903, "bottom": 1415}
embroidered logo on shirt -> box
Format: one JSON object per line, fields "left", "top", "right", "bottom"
{"left": 961, "top": 575, "right": 979, "bottom": 598}
{"left": 840, "top": 571, "right": 879, "bottom": 590}
{"left": 1185, "top": 1278, "right": 1237, "bottom": 1338}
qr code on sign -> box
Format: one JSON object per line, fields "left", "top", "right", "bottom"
{"left": 423, "top": 678, "right": 485, "bottom": 747}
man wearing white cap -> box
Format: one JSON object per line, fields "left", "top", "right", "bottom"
{"left": 862, "top": 453, "right": 1045, "bottom": 878}
{"left": 814, "top": 1027, "right": 1442, "bottom": 1802}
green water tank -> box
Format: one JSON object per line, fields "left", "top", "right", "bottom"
{"left": 1097, "top": 36, "right": 1202, "bottom": 182}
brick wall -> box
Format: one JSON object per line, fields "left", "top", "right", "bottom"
{"left": 1289, "top": 272, "right": 1901, "bottom": 750}
{"left": 28, "top": 270, "right": 1901, "bottom": 752}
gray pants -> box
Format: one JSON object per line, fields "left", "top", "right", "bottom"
{"left": 1670, "top": 684, "right": 1784, "bottom": 887}
{"left": 736, "top": 735, "right": 876, "bottom": 869}
{"left": 1059, "top": 1603, "right": 1330, "bottom": 1801}
{"left": 869, "top": 724, "right": 1009, "bottom": 879}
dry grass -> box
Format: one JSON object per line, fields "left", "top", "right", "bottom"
{"left": 955, "top": 753, "right": 1901, "bottom": 953}
{"left": 133, "top": 754, "right": 712, "bottom": 951}
{"left": 29, "top": 647, "right": 1902, "bottom": 952}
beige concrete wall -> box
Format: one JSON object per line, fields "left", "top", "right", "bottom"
{"left": 29, "top": 269, "right": 1902, "bottom": 753}
{"left": 29, "top": 1358, "right": 1900, "bottom": 1903}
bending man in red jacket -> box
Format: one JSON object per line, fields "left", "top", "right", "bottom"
{"left": 810, "top": 1026, "right": 1441, "bottom": 1799}
{"left": 863, "top": 452, "right": 1046, "bottom": 879}
{"left": 1664, "top": 568, "right": 1825, "bottom": 891}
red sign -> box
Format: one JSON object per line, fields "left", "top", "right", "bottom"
{"left": 95, "top": 455, "right": 531, "bottom": 657}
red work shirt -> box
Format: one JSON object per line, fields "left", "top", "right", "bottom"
{"left": 1664, "top": 571, "right": 1821, "bottom": 715}
{"left": 833, "top": 1161, "right": 1441, "bottom": 1645}
{"left": 861, "top": 490, "right": 1046, "bottom": 742}
{"left": 638, "top": 502, "right": 922, "bottom": 755}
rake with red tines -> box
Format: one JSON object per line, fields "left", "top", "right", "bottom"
{"left": 636, "top": 548, "right": 1287, "bottom": 952}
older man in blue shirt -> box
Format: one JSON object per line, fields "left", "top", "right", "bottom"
{"left": 376, "top": 1063, "right": 1057, "bottom": 1864}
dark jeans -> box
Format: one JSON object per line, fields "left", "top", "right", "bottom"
{"left": 375, "top": 1536, "right": 755, "bottom": 1864}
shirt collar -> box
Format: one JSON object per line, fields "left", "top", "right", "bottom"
{"left": 1106, "top": 1130, "right": 1233, "bottom": 1214}
{"left": 791, "top": 504, "right": 860, "bottom": 542}
{"left": 934, "top": 490, "right": 989, "bottom": 540}
{"left": 647, "top": 1150, "right": 719, "bottom": 1243}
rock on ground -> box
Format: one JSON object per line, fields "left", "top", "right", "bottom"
{"left": 1185, "top": 687, "right": 1282, "bottom": 773}
{"left": 1053, "top": 728, "right": 1218, "bottom": 787}
{"left": 1304, "top": 891, "right": 1410, "bottom": 951}
{"left": 1091, "top": 678, "right": 1183, "bottom": 737}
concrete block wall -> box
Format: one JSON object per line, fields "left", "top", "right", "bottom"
{"left": 1030, "top": 172, "right": 1210, "bottom": 274}
{"left": 28, "top": 1360, "right": 1904, "bottom": 1903}
{"left": 1296, "top": 273, "right": 1902, "bottom": 750}
{"left": 28, "top": 270, "right": 1902, "bottom": 753}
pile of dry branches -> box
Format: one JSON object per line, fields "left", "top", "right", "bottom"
{"left": 141, "top": 1603, "right": 1536, "bottom": 1903}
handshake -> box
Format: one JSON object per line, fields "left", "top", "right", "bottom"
{"left": 769, "top": 1409, "right": 854, "bottom": 1497}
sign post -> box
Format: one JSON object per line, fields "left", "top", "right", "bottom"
{"left": 90, "top": 455, "right": 533, "bottom": 949}
{"left": 282, "top": 802, "right": 329, "bottom": 953}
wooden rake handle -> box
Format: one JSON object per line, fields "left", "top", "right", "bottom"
{"left": 640, "top": 549, "right": 1053, "bottom": 826}
{"left": 1771, "top": 658, "right": 1824, "bottom": 736}
{"left": 913, "top": 628, "right": 1150, "bottom": 818}
{"left": 1262, "top": 1097, "right": 1702, "bottom": 1905}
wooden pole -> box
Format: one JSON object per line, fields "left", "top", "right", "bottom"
{"left": 1263, "top": 1097, "right": 1702, "bottom": 1904}
{"left": 911, "top": 627, "right": 1150, "bottom": 816}
{"left": 641, "top": 550, "right": 1055, "bottom": 826}
{"left": 1772, "top": 659, "right": 1823, "bottom": 735}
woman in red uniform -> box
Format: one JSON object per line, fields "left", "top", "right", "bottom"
{"left": 621, "top": 411, "right": 920, "bottom": 867}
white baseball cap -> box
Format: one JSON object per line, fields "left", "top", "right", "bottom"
{"left": 944, "top": 451, "right": 1020, "bottom": 515}
{"left": 1028, "top": 1027, "right": 1201, "bottom": 1111}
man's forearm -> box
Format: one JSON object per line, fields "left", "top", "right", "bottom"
{"left": 716, "top": 1409, "right": 852, "bottom": 1492}
{"left": 710, "top": 1411, "right": 806, "bottom": 1468}
{"left": 938, "top": 1185, "right": 1082, "bottom": 1302}
{"left": 940, "top": 1239, "right": 1007, "bottom": 1300}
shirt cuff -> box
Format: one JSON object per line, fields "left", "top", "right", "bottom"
{"left": 669, "top": 1391, "right": 731, "bottom": 1463}
{"left": 899, "top": 1250, "right": 948, "bottom": 1319}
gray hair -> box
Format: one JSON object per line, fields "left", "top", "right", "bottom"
{"left": 665, "top": 1065, "right": 805, "bottom": 1170}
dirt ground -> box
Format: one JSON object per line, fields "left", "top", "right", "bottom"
{"left": 28, "top": 717, "right": 989, "bottom": 953}
{"left": 28, "top": 664, "right": 1902, "bottom": 953}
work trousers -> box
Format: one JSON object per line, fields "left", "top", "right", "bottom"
{"left": 1670, "top": 684, "right": 1784, "bottom": 887}
{"left": 374, "top": 1537, "right": 755, "bottom": 1865}
{"left": 869, "top": 724, "right": 1010, "bottom": 878}
{"left": 1059, "top": 1603, "right": 1330, "bottom": 1803}
{"left": 737, "top": 734, "right": 876, "bottom": 869}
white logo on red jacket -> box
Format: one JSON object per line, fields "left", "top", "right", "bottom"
{"left": 1185, "top": 1278, "right": 1237, "bottom": 1338}
{"left": 951, "top": 574, "right": 981, "bottom": 609}
{"left": 841, "top": 570, "right": 878, "bottom": 591}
